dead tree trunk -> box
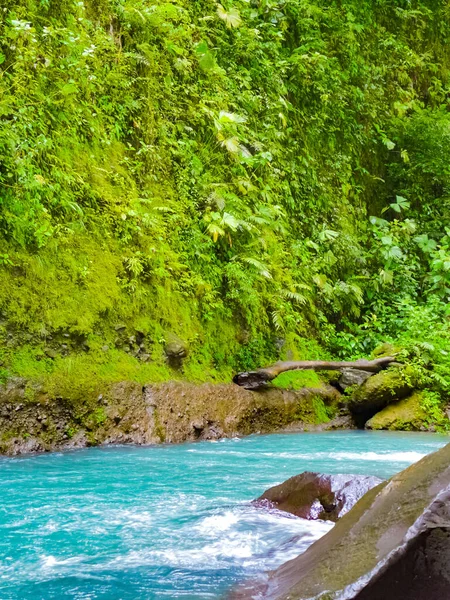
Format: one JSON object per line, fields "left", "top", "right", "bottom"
{"left": 233, "top": 357, "right": 396, "bottom": 390}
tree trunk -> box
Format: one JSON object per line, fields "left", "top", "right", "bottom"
{"left": 233, "top": 357, "right": 396, "bottom": 390}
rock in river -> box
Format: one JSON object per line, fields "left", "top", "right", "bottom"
{"left": 232, "top": 442, "right": 450, "bottom": 600}
{"left": 365, "top": 392, "right": 427, "bottom": 431}
{"left": 348, "top": 367, "right": 415, "bottom": 417}
{"left": 254, "top": 472, "right": 382, "bottom": 522}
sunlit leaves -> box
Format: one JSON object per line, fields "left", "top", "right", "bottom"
{"left": 195, "top": 41, "right": 216, "bottom": 71}
{"left": 216, "top": 4, "right": 242, "bottom": 28}
{"left": 217, "top": 111, "right": 246, "bottom": 125}
{"left": 240, "top": 257, "right": 272, "bottom": 279}
{"left": 318, "top": 228, "right": 339, "bottom": 242}
{"left": 221, "top": 136, "right": 240, "bottom": 154}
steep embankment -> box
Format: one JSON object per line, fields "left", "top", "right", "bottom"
{"left": 0, "top": 1, "right": 449, "bottom": 425}
{"left": 0, "top": 377, "right": 346, "bottom": 455}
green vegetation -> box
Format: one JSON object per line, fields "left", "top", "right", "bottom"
{"left": 0, "top": 0, "right": 449, "bottom": 422}
{"left": 365, "top": 392, "right": 426, "bottom": 431}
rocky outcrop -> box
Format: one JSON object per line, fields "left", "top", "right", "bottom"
{"left": 254, "top": 472, "right": 382, "bottom": 522}
{"left": 365, "top": 392, "right": 427, "bottom": 431}
{"left": 348, "top": 367, "right": 415, "bottom": 417}
{"left": 0, "top": 379, "right": 344, "bottom": 455}
{"left": 231, "top": 442, "right": 450, "bottom": 600}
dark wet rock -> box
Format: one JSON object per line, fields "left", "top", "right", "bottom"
{"left": 231, "top": 442, "right": 450, "bottom": 600}
{"left": 338, "top": 368, "right": 373, "bottom": 391}
{"left": 348, "top": 367, "right": 415, "bottom": 417}
{"left": 254, "top": 472, "right": 382, "bottom": 522}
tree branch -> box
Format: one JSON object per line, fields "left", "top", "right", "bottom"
{"left": 233, "top": 357, "right": 396, "bottom": 390}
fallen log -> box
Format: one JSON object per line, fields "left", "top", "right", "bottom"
{"left": 233, "top": 357, "right": 396, "bottom": 390}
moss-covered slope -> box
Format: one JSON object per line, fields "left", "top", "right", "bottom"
{"left": 0, "top": 1, "right": 449, "bottom": 406}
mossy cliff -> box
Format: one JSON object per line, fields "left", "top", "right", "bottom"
{"left": 0, "top": 0, "right": 450, "bottom": 428}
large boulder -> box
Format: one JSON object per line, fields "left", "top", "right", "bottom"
{"left": 365, "top": 392, "right": 427, "bottom": 431}
{"left": 348, "top": 367, "right": 414, "bottom": 417}
{"left": 254, "top": 472, "right": 382, "bottom": 522}
{"left": 231, "top": 442, "right": 450, "bottom": 600}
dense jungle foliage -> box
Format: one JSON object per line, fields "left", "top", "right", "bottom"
{"left": 0, "top": 0, "right": 449, "bottom": 418}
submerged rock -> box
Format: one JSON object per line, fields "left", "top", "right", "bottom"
{"left": 231, "top": 442, "right": 450, "bottom": 600}
{"left": 348, "top": 367, "right": 414, "bottom": 417}
{"left": 254, "top": 472, "right": 382, "bottom": 522}
{"left": 365, "top": 392, "right": 427, "bottom": 431}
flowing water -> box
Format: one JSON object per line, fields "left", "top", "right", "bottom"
{"left": 0, "top": 431, "right": 447, "bottom": 600}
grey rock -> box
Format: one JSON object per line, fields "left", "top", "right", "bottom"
{"left": 5, "top": 436, "right": 44, "bottom": 456}
{"left": 164, "top": 334, "right": 188, "bottom": 368}
{"left": 339, "top": 368, "right": 373, "bottom": 390}
{"left": 164, "top": 334, "right": 188, "bottom": 358}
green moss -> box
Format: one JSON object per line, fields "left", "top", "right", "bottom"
{"left": 365, "top": 393, "right": 427, "bottom": 431}
{"left": 272, "top": 370, "right": 324, "bottom": 390}
{"left": 349, "top": 367, "right": 416, "bottom": 414}
{"left": 371, "top": 343, "right": 402, "bottom": 359}
{"left": 84, "top": 407, "right": 107, "bottom": 429}
{"left": 0, "top": 0, "right": 448, "bottom": 419}
{"left": 153, "top": 410, "right": 166, "bottom": 443}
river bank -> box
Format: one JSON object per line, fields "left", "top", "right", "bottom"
{"left": 0, "top": 378, "right": 350, "bottom": 455}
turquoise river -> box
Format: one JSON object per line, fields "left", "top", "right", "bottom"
{"left": 0, "top": 431, "right": 447, "bottom": 599}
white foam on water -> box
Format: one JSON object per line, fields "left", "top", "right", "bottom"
{"left": 41, "top": 555, "right": 84, "bottom": 569}
{"left": 258, "top": 450, "right": 426, "bottom": 463}
{"left": 334, "top": 451, "right": 426, "bottom": 462}
{"left": 195, "top": 511, "right": 239, "bottom": 534}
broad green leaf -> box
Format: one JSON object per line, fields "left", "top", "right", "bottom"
{"left": 217, "top": 4, "right": 242, "bottom": 28}
{"left": 218, "top": 111, "right": 246, "bottom": 124}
